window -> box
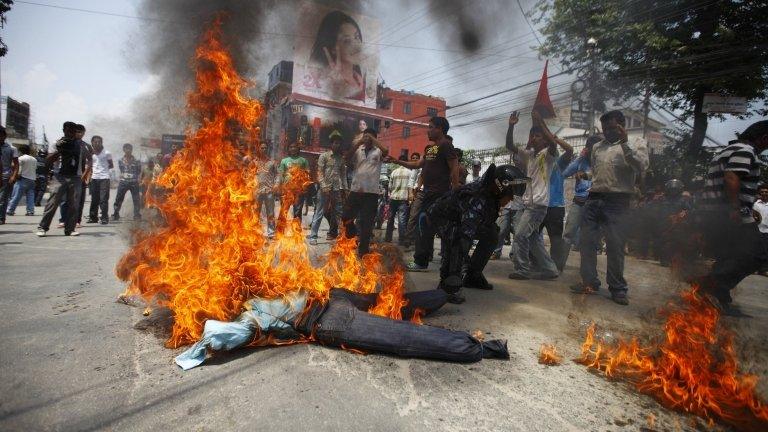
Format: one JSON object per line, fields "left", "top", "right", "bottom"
{"left": 403, "top": 101, "right": 412, "bottom": 114}
{"left": 427, "top": 107, "right": 438, "bottom": 117}
{"left": 402, "top": 126, "right": 411, "bottom": 138}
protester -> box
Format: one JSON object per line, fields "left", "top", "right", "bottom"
{"left": 571, "top": 110, "right": 649, "bottom": 305}
{"left": 341, "top": 128, "right": 388, "bottom": 256}
{"left": 309, "top": 132, "right": 347, "bottom": 245}
{"left": 754, "top": 184, "right": 768, "bottom": 276}
{"left": 140, "top": 159, "right": 155, "bottom": 205}
{"left": 60, "top": 124, "right": 91, "bottom": 227}
{"left": 403, "top": 151, "right": 422, "bottom": 248}
{"left": 540, "top": 134, "right": 574, "bottom": 272}
{"left": 34, "top": 146, "right": 51, "bottom": 207}
{"left": 278, "top": 142, "right": 309, "bottom": 221}
{"left": 507, "top": 110, "right": 573, "bottom": 280}
{"left": 453, "top": 145, "right": 469, "bottom": 186}
{"left": 87, "top": 136, "right": 113, "bottom": 224}
{"left": 655, "top": 179, "right": 692, "bottom": 267}
{"left": 36, "top": 121, "right": 92, "bottom": 237}
{"left": 0, "top": 126, "right": 20, "bottom": 224}
{"left": 389, "top": 117, "right": 461, "bottom": 271}
{"left": 255, "top": 142, "right": 278, "bottom": 239}
{"left": 469, "top": 159, "right": 482, "bottom": 183}
{"left": 560, "top": 135, "right": 600, "bottom": 265}
{"left": 112, "top": 143, "right": 143, "bottom": 221}
{"left": 696, "top": 121, "right": 768, "bottom": 316}
{"left": 6, "top": 144, "right": 37, "bottom": 216}
{"left": 427, "top": 164, "right": 529, "bottom": 304}
{"left": 384, "top": 154, "right": 411, "bottom": 245}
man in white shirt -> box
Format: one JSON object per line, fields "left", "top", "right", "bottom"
{"left": 87, "top": 136, "right": 114, "bottom": 224}
{"left": 385, "top": 155, "right": 411, "bottom": 245}
{"left": 754, "top": 184, "right": 768, "bottom": 276}
{"left": 506, "top": 110, "right": 573, "bottom": 280}
{"left": 341, "top": 128, "right": 388, "bottom": 256}
{"left": 6, "top": 144, "right": 37, "bottom": 216}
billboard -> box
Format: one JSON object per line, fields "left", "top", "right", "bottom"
{"left": 161, "top": 134, "right": 186, "bottom": 155}
{"left": 5, "top": 97, "right": 30, "bottom": 139}
{"left": 292, "top": 2, "right": 380, "bottom": 109}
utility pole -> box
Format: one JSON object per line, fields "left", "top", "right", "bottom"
{"left": 641, "top": 88, "right": 651, "bottom": 139}
{"left": 586, "top": 37, "right": 598, "bottom": 133}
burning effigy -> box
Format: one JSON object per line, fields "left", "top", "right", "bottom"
{"left": 115, "top": 17, "right": 509, "bottom": 369}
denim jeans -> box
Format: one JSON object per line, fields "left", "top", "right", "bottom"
{"left": 413, "top": 191, "right": 444, "bottom": 267}
{"left": 310, "top": 189, "right": 343, "bottom": 239}
{"left": 7, "top": 177, "right": 35, "bottom": 215}
{"left": 341, "top": 191, "right": 379, "bottom": 256}
{"left": 578, "top": 193, "right": 631, "bottom": 294}
{"left": 560, "top": 201, "right": 585, "bottom": 268}
{"left": 511, "top": 205, "right": 559, "bottom": 278}
{"left": 494, "top": 206, "right": 516, "bottom": 255}
{"left": 312, "top": 290, "right": 505, "bottom": 362}
{"left": 114, "top": 181, "right": 142, "bottom": 218}
{"left": 39, "top": 175, "right": 82, "bottom": 233}
{"left": 88, "top": 178, "right": 111, "bottom": 221}
{"left": 255, "top": 192, "right": 276, "bottom": 237}
{"left": 384, "top": 199, "right": 409, "bottom": 243}
{"left": 541, "top": 206, "right": 567, "bottom": 272}
{"left": 0, "top": 178, "right": 11, "bottom": 221}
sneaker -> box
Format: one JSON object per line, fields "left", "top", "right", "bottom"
{"left": 325, "top": 234, "right": 337, "bottom": 241}
{"left": 112, "top": 214, "right": 120, "bottom": 221}
{"left": 68, "top": 231, "right": 81, "bottom": 236}
{"left": 35, "top": 228, "right": 46, "bottom": 237}
{"left": 610, "top": 292, "right": 629, "bottom": 306}
{"left": 570, "top": 283, "right": 599, "bottom": 294}
{"left": 406, "top": 262, "right": 429, "bottom": 272}
{"left": 508, "top": 272, "right": 529, "bottom": 280}
{"left": 100, "top": 219, "right": 109, "bottom": 225}
{"left": 57, "top": 222, "right": 65, "bottom": 228}
{"left": 309, "top": 238, "right": 318, "bottom": 245}
{"left": 86, "top": 218, "right": 98, "bottom": 224}
{"left": 25, "top": 212, "right": 34, "bottom": 216}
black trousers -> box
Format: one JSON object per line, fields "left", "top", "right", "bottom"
{"left": 440, "top": 225, "right": 499, "bottom": 292}
{"left": 88, "top": 179, "right": 111, "bottom": 221}
{"left": 308, "top": 289, "right": 507, "bottom": 362}
{"left": 34, "top": 175, "right": 48, "bottom": 206}
{"left": 113, "top": 181, "right": 141, "bottom": 218}
{"left": 39, "top": 176, "right": 81, "bottom": 233}
{"left": 341, "top": 191, "right": 379, "bottom": 256}
{"left": 700, "top": 220, "right": 768, "bottom": 305}
{"left": 414, "top": 191, "right": 445, "bottom": 266}
{"left": 540, "top": 206, "right": 566, "bottom": 272}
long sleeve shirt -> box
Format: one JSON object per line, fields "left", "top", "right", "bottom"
{"left": 316, "top": 151, "right": 348, "bottom": 191}
{"left": 562, "top": 155, "right": 592, "bottom": 200}
{"left": 590, "top": 137, "right": 649, "bottom": 194}
{"left": 548, "top": 154, "right": 572, "bottom": 208}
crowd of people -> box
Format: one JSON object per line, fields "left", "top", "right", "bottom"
{"left": 3, "top": 114, "right": 766, "bottom": 316}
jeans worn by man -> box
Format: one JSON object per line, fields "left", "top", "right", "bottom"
{"left": 577, "top": 193, "right": 631, "bottom": 295}
{"left": 510, "top": 205, "right": 559, "bottom": 279}
{"left": 6, "top": 177, "right": 36, "bottom": 215}
{"left": 413, "top": 191, "right": 443, "bottom": 267}
{"left": 255, "top": 192, "right": 276, "bottom": 238}
{"left": 88, "top": 178, "right": 111, "bottom": 223}
{"left": 341, "top": 191, "right": 379, "bottom": 256}
{"left": 38, "top": 175, "right": 82, "bottom": 235}
{"left": 384, "top": 199, "right": 409, "bottom": 244}
{"left": 492, "top": 204, "right": 516, "bottom": 259}
{"left": 562, "top": 201, "right": 585, "bottom": 253}
{"left": 113, "top": 181, "right": 141, "bottom": 220}
{"left": 0, "top": 179, "right": 12, "bottom": 221}
{"left": 310, "top": 189, "right": 343, "bottom": 241}
{"left": 541, "top": 206, "right": 567, "bottom": 272}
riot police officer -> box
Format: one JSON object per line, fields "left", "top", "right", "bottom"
{"left": 425, "top": 164, "right": 529, "bottom": 304}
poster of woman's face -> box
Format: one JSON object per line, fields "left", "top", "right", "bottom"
{"left": 292, "top": 2, "right": 380, "bottom": 108}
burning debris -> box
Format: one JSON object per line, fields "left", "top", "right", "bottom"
{"left": 579, "top": 286, "right": 768, "bottom": 431}
{"left": 538, "top": 343, "right": 563, "bottom": 366}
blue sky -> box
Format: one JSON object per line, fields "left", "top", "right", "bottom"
{"left": 2, "top": 0, "right": 764, "bottom": 151}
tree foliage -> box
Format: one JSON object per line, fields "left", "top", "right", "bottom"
{"left": 0, "top": 0, "right": 13, "bottom": 57}
{"left": 532, "top": 0, "right": 768, "bottom": 148}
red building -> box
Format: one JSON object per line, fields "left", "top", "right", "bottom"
{"left": 263, "top": 61, "right": 446, "bottom": 163}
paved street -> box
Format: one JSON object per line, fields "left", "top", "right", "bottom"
{"left": 1, "top": 203, "right": 767, "bottom": 432}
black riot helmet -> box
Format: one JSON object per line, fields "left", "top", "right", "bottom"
{"left": 482, "top": 163, "right": 529, "bottom": 198}
{"left": 664, "top": 179, "right": 684, "bottom": 198}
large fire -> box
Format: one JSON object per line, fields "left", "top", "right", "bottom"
{"left": 116, "top": 17, "right": 414, "bottom": 349}
{"left": 579, "top": 286, "right": 768, "bottom": 431}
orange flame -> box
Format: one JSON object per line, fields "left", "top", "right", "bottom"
{"left": 579, "top": 286, "right": 768, "bottom": 431}
{"left": 116, "top": 16, "right": 414, "bottom": 349}
{"left": 538, "top": 344, "right": 563, "bottom": 366}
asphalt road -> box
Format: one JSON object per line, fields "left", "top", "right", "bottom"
{"left": 1, "top": 201, "right": 767, "bottom": 431}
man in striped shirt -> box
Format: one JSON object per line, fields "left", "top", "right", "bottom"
{"left": 698, "top": 120, "right": 768, "bottom": 316}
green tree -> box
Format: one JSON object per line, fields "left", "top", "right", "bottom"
{"left": 0, "top": 0, "right": 13, "bottom": 57}
{"left": 646, "top": 131, "right": 712, "bottom": 190}
{"left": 532, "top": 0, "right": 768, "bottom": 149}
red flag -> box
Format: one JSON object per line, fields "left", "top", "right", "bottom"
{"left": 532, "top": 60, "right": 556, "bottom": 119}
